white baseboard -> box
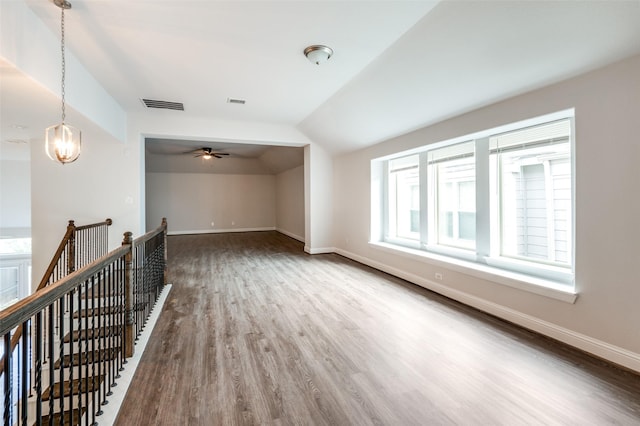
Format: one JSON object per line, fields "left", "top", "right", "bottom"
{"left": 304, "top": 245, "right": 335, "bottom": 255}
{"left": 276, "top": 228, "right": 305, "bottom": 243}
{"left": 168, "top": 227, "right": 275, "bottom": 236}
{"left": 334, "top": 248, "right": 640, "bottom": 374}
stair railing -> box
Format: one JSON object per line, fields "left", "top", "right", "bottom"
{"left": 0, "top": 218, "right": 167, "bottom": 425}
{"left": 37, "top": 218, "right": 112, "bottom": 291}
{"left": 0, "top": 218, "right": 112, "bottom": 380}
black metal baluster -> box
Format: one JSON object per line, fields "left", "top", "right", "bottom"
{"left": 139, "top": 244, "right": 145, "bottom": 336}
{"left": 156, "top": 239, "right": 160, "bottom": 296}
{"left": 75, "top": 282, "right": 83, "bottom": 426}
{"left": 83, "top": 280, "right": 90, "bottom": 426}
{"left": 47, "top": 304, "right": 54, "bottom": 426}
{"left": 29, "top": 318, "right": 34, "bottom": 400}
{"left": 106, "top": 263, "right": 114, "bottom": 397}
{"left": 42, "top": 304, "right": 47, "bottom": 369}
{"left": 144, "top": 241, "right": 150, "bottom": 328}
{"left": 96, "top": 271, "right": 104, "bottom": 416}
{"left": 3, "top": 332, "right": 12, "bottom": 426}
{"left": 69, "top": 290, "right": 76, "bottom": 425}
{"left": 90, "top": 276, "right": 97, "bottom": 426}
{"left": 58, "top": 296, "right": 65, "bottom": 423}
{"left": 35, "top": 312, "right": 43, "bottom": 426}
{"left": 118, "top": 256, "right": 125, "bottom": 373}
{"left": 112, "top": 260, "right": 119, "bottom": 382}
{"left": 20, "top": 321, "right": 29, "bottom": 425}
{"left": 135, "top": 245, "right": 140, "bottom": 338}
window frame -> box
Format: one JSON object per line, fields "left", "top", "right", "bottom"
{"left": 0, "top": 253, "right": 32, "bottom": 310}
{"left": 374, "top": 109, "right": 576, "bottom": 293}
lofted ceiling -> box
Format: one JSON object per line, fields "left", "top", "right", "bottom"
{"left": 2, "top": 0, "right": 640, "bottom": 168}
{"left": 22, "top": 0, "right": 439, "bottom": 125}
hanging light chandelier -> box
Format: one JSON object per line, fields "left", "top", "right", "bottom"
{"left": 45, "top": 0, "right": 81, "bottom": 164}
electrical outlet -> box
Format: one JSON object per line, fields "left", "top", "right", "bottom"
{"left": 232, "top": 221, "right": 235, "bottom": 226}
{"left": 435, "top": 272, "right": 443, "bottom": 280}
{"left": 211, "top": 221, "right": 215, "bottom": 227}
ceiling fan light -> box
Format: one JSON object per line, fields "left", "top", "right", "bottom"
{"left": 304, "top": 45, "right": 333, "bottom": 65}
{"left": 202, "top": 153, "right": 212, "bottom": 160}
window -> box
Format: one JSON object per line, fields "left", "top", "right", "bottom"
{"left": 429, "top": 141, "right": 476, "bottom": 250}
{"left": 0, "top": 237, "right": 32, "bottom": 309}
{"left": 491, "top": 120, "right": 572, "bottom": 267}
{"left": 387, "top": 155, "right": 420, "bottom": 242}
{"left": 375, "top": 111, "right": 574, "bottom": 287}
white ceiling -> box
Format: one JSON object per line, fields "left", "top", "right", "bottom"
{"left": 23, "top": 0, "right": 438, "bottom": 124}
{"left": 3, "top": 0, "right": 640, "bottom": 166}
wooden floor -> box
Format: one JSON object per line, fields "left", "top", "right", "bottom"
{"left": 115, "top": 232, "right": 640, "bottom": 425}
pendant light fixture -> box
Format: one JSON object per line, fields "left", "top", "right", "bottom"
{"left": 45, "top": 0, "right": 81, "bottom": 164}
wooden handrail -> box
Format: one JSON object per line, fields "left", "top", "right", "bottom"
{"left": 75, "top": 217, "right": 112, "bottom": 232}
{"left": 0, "top": 245, "right": 129, "bottom": 335}
{"left": 0, "top": 244, "right": 128, "bottom": 376}
{"left": 35, "top": 222, "right": 74, "bottom": 292}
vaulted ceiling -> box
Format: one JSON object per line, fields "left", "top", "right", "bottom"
{"left": 2, "top": 1, "right": 640, "bottom": 168}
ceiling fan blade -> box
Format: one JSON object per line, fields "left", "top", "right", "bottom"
{"left": 216, "top": 152, "right": 230, "bottom": 156}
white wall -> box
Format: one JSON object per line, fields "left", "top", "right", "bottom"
{"left": 0, "top": 0, "right": 126, "bottom": 142}
{"left": 304, "top": 143, "right": 333, "bottom": 253}
{"left": 275, "top": 165, "right": 304, "bottom": 242}
{"left": 332, "top": 54, "right": 640, "bottom": 371}
{"left": 30, "top": 127, "right": 139, "bottom": 291}
{"left": 0, "top": 159, "right": 30, "bottom": 232}
{"left": 146, "top": 172, "right": 276, "bottom": 234}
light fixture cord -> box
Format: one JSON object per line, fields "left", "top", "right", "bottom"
{"left": 60, "top": 6, "right": 66, "bottom": 123}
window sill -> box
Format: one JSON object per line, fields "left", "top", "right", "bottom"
{"left": 369, "top": 241, "right": 577, "bottom": 304}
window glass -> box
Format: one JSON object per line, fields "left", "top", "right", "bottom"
{"left": 0, "top": 238, "right": 31, "bottom": 255}
{"left": 428, "top": 141, "right": 475, "bottom": 250}
{"left": 0, "top": 237, "right": 32, "bottom": 309}
{"left": 388, "top": 155, "right": 420, "bottom": 241}
{"left": 0, "top": 266, "right": 19, "bottom": 309}
{"left": 491, "top": 119, "right": 571, "bottom": 267}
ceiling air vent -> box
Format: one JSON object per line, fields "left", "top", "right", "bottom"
{"left": 227, "top": 98, "right": 246, "bottom": 105}
{"left": 141, "top": 98, "right": 184, "bottom": 111}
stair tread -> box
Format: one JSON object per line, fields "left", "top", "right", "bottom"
{"left": 42, "top": 375, "right": 104, "bottom": 400}
{"left": 134, "top": 301, "right": 148, "bottom": 310}
{"left": 37, "top": 407, "right": 86, "bottom": 426}
{"left": 73, "top": 306, "right": 123, "bottom": 318}
{"left": 54, "top": 348, "right": 120, "bottom": 368}
{"left": 81, "top": 286, "right": 122, "bottom": 298}
{"left": 62, "top": 326, "right": 121, "bottom": 342}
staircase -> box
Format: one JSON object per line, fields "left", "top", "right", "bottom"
{"left": 0, "top": 219, "right": 167, "bottom": 425}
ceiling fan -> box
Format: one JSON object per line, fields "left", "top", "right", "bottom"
{"left": 189, "top": 147, "right": 230, "bottom": 159}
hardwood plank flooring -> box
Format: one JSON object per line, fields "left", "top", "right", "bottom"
{"left": 115, "top": 231, "right": 640, "bottom": 425}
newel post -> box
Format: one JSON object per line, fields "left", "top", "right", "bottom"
{"left": 162, "top": 217, "right": 168, "bottom": 285}
{"left": 122, "top": 231, "right": 135, "bottom": 358}
{"left": 67, "top": 220, "right": 76, "bottom": 275}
